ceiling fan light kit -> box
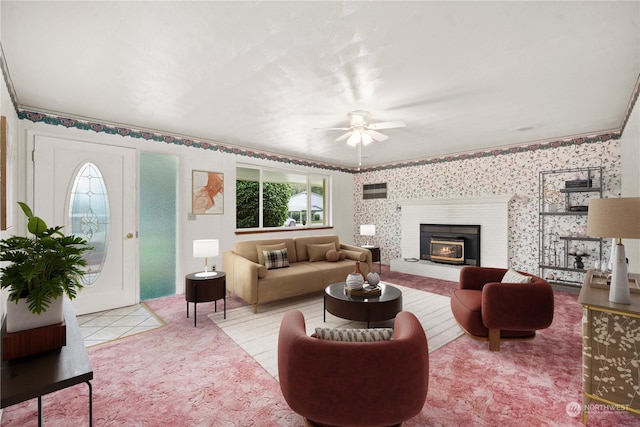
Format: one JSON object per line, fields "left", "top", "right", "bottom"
{"left": 325, "top": 110, "right": 406, "bottom": 147}
{"left": 347, "top": 129, "right": 374, "bottom": 146}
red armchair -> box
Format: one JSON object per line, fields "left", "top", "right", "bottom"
{"left": 278, "top": 310, "right": 429, "bottom": 427}
{"left": 450, "top": 266, "right": 554, "bottom": 351}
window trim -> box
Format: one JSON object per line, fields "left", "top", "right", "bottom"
{"left": 235, "top": 164, "right": 331, "bottom": 233}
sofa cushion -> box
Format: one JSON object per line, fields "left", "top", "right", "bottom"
{"left": 341, "top": 249, "right": 367, "bottom": 262}
{"left": 294, "top": 235, "right": 341, "bottom": 261}
{"left": 338, "top": 250, "right": 347, "bottom": 261}
{"left": 326, "top": 249, "right": 340, "bottom": 262}
{"left": 263, "top": 248, "right": 290, "bottom": 270}
{"left": 501, "top": 269, "right": 532, "bottom": 284}
{"left": 307, "top": 243, "right": 337, "bottom": 262}
{"left": 314, "top": 327, "right": 394, "bottom": 342}
{"left": 233, "top": 238, "right": 297, "bottom": 264}
{"left": 257, "top": 243, "right": 286, "bottom": 265}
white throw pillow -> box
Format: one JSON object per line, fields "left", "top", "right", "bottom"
{"left": 501, "top": 268, "right": 533, "bottom": 284}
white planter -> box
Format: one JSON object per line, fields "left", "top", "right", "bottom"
{"left": 6, "top": 296, "right": 64, "bottom": 333}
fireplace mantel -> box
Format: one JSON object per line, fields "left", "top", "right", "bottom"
{"left": 391, "top": 195, "right": 513, "bottom": 281}
{"left": 398, "top": 194, "right": 515, "bottom": 207}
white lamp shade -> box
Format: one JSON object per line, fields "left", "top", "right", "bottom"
{"left": 360, "top": 224, "right": 376, "bottom": 236}
{"left": 193, "top": 239, "right": 219, "bottom": 258}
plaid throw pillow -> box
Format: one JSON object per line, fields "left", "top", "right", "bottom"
{"left": 263, "top": 248, "right": 290, "bottom": 270}
{"left": 314, "top": 328, "right": 394, "bottom": 342}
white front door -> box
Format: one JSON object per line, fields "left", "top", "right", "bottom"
{"left": 33, "top": 135, "right": 137, "bottom": 315}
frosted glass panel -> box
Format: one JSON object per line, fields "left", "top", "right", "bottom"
{"left": 140, "top": 152, "right": 178, "bottom": 300}
{"left": 69, "top": 163, "right": 109, "bottom": 286}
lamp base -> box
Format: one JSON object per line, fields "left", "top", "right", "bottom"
{"left": 195, "top": 271, "right": 218, "bottom": 278}
{"left": 609, "top": 243, "right": 631, "bottom": 305}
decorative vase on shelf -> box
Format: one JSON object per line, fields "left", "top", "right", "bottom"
{"left": 366, "top": 272, "right": 380, "bottom": 286}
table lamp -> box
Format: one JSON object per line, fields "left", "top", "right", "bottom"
{"left": 360, "top": 224, "right": 376, "bottom": 247}
{"left": 587, "top": 197, "right": 640, "bottom": 304}
{"left": 193, "top": 239, "right": 219, "bottom": 277}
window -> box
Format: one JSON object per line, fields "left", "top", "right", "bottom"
{"left": 236, "top": 165, "right": 330, "bottom": 230}
{"left": 68, "top": 163, "right": 109, "bottom": 285}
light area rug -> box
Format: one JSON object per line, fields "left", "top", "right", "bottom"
{"left": 209, "top": 283, "right": 463, "bottom": 379}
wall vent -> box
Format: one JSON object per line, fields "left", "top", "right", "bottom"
{"left": 363, "top": 183, "right": 387, "bottom": 199}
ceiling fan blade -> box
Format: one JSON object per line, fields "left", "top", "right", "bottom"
{"left": 368, "top": 120, "right": 406, "bottom": 130}
{"left": 334, "top": 131, "right": 353, "bottom": 142}
{"left": 367, "top": 129, "right": 389, "bottom": 142}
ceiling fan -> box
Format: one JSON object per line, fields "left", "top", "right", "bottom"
{"left": 322, "top": 110, "right": 406, "bottom": 146}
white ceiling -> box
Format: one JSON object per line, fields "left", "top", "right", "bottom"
{"left": 2, "top": 1, "right": 639, "bottom": 168}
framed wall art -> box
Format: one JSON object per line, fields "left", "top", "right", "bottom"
{"left": 192, "top": 170, "right": 224, "bottom": 215}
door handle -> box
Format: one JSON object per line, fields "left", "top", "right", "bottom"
{"left": 126, "top": 233, "right": 134, "bottom": 239}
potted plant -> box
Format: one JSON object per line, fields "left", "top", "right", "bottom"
{"left": 0, "top": 202, "right": 92, "bottom": 333}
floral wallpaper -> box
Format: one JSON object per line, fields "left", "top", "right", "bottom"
{"left": 353, "top": 139, "right": 621, "bottom": 278}
{"left": 16, "top": 108, "right": 624, "bottom": 281}
{"left": 583, "top": 307, "right": 640, "bottom": 412}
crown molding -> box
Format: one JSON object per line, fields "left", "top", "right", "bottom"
{"left": 19, "top": 108, "right": 623, "bottom": 174}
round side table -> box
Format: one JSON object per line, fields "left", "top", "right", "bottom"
{"left": 324, "top": 282, "right": 402, "bottom": 327}
{"left": 185, "top": 271, "right": 226, "bottom": 327}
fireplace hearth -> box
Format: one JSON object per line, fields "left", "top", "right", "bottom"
{"left": 420, "top": 224, "right": 480, "bottom": 266}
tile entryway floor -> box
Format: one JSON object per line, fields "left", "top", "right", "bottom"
{"left": 77, "top": 304, "right": 164, "bottom": 347}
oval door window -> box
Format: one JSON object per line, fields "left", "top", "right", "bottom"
{"left": 68, "top": 163, "right": 110, "bottom": 286}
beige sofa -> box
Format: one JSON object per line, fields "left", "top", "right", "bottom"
{"left": 222, "top": 235, "right": 372, "bottom": 313}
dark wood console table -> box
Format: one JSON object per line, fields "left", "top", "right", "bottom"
{"left": 1, "top": 298, "right": 93, "bottom": 426}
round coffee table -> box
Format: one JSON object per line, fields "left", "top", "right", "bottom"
{"left": 324, "top": 282, "right": 403, "bottom": 327}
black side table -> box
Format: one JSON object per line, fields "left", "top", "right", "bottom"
{"left": 364, "top": 246, "right": 382, "bottom": 274}
{"left": 185, "top": 271, "right": 226, "bottom": 327}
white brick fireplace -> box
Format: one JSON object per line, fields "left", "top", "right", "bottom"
{"left": 390, "top": 195, "right": 513, "bottom": 281}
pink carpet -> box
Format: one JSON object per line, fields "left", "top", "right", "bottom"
{"left": 2, "top": 266, "right": 638, "bottom": 426}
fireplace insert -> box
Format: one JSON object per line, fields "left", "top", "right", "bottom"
{"left": 430, "top": 237, "right": 465, "bottom": 264}
{"left": 420, "top": 224, "right": 480, "bottom": 266}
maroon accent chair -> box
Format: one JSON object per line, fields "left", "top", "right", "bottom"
{"left": 277, "top": 310, "right": 429, "bottom": 427}
{"left": 450, "top": 266, "right": 554, "bottom": 351}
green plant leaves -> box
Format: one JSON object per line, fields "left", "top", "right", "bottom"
{"left": 18, "top": 201, "right": 33, "bottom": 218}
{"left": 1, "top": 202, "right": 92, "bottom": 314}
{"left": 18, "top": 201, "right": 49, "bottom": 236}
{"left": 27, "top": 217, "right": 48, "bottom": 236}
